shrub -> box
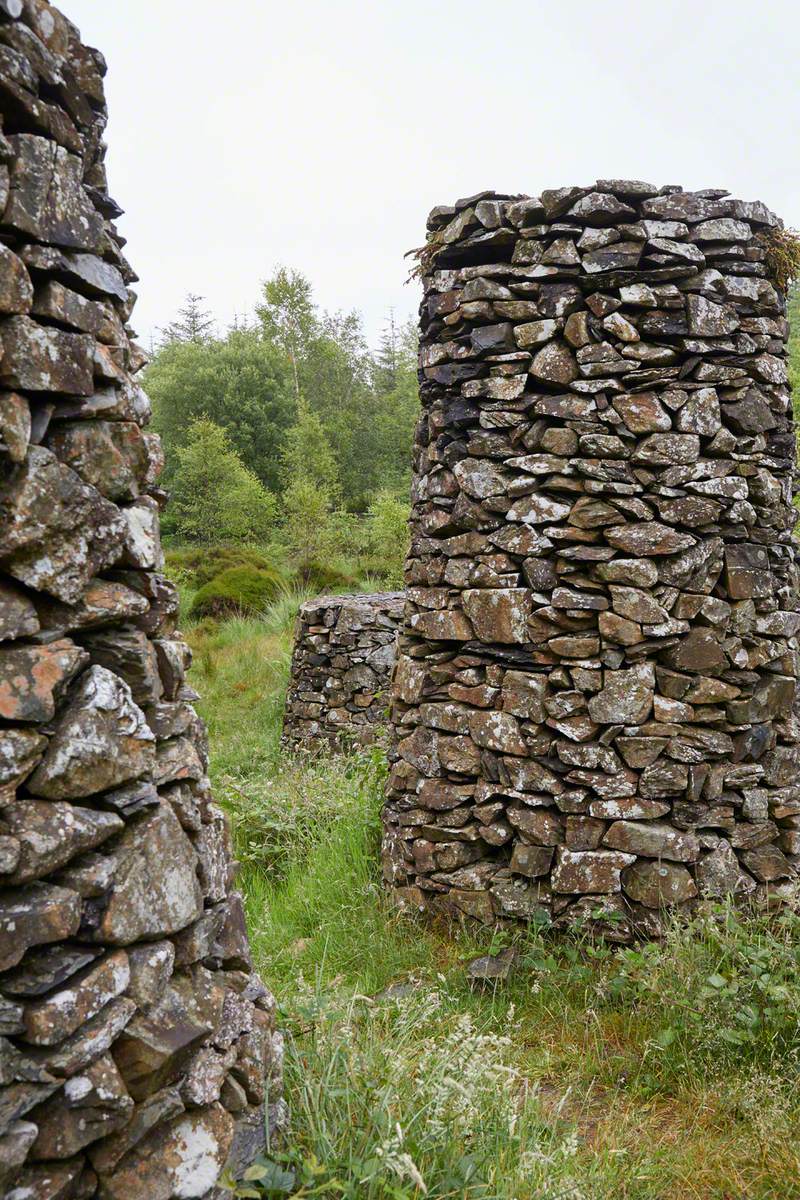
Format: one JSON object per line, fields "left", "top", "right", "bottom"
{"left": 190, "top": 564, "right": 287, "bottom": 619}
{"left": 166, "top": 544, "right": 279, "bottom": 589}
{"left": 303, "top": 558, "right": 359, "bottom": 593}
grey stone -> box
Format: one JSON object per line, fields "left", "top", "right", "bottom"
{"left": 0, "top": 316, "right": 94, "bottom": 395}
{"left": 551, "top": 848, "right": 636, "bottom": 894}
{"left": 621, "top": 860, "right": 697, "bottom": 906}
{"left": 87, "top": 803, "right": 203, "bottom": 944}
{"left": 587, "top": 663, "right": 654, "bottom": 724}
{"left": 28, "top": 666, "right": 155, "bottom": 800}
{"left": 0, "top": 800, "right": 122, "bottom": 885}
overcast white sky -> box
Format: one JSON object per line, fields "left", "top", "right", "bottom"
{"left": 64, "top": 0, "right": 800, "bottom": 352}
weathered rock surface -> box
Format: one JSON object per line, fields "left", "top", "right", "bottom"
{"left": 382, "top": 181, "right": 799, "bottom": 936}
{"left": 283, "top": 592, "right": 403, "bottom": 750}
{"left": 0, "top": 6, "right": 282, "bottom": 1195}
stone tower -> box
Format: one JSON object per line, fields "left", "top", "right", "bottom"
{"left": 383, "top": 182, "right": 799, "bottom": 938}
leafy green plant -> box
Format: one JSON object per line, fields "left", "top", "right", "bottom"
{"left": 362, "top": 491, "right": 410, "bottom": 586}
{"left": 603, "top": 902, "right": 800, "bottom": 1079}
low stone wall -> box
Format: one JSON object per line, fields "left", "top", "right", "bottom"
{"left": 382, "top": 181, "right": 799, "bottom": 939}
{"left": 0, "top": 4, "right": 282, "bottom": 1196}
{"left": 283, "top": 593, "right": 403, "bottom": 750}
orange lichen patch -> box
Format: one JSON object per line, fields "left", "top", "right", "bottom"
{"left": 0, "top": 638, "right": 86, "bottom": 721}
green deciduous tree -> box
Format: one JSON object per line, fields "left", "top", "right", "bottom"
{"left": 167, "top": 419, "right": 277, "bottom": 543}
{"left": 255, "top": 267, "right": 317, "bottom": 403}
{"left": 146, "top": 329, "right": 293, "bottom": 494}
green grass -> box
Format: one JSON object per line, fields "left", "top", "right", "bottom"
{"left": 185, "top": 602, "right": 800, "bottom": 1200}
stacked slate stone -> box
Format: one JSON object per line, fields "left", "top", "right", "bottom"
{"left": 283, "top": 593, "right": 404, "bottom": 751}
{"left": 0, "top": 3, "right": 282, "bottom": 1196}
{"left": 382, "top": 181, "right": 799, "bottom": 938}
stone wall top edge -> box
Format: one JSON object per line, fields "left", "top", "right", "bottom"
{"left": 299, "top": 591, "right": 405, "bottom": 614}
{"left": 425, "top": 183, "right": 781, "bottom": 242}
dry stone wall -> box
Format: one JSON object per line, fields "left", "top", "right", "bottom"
{"left": 283, "top": 593, "right": 403, "bottom": 751}
{"left": 0, "top": 4, "right": 282, "bottom": 1196}
{"left": 382, "top": 181, "right": 800, "bottom": 938}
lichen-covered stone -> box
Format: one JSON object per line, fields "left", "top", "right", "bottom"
{"left": 0, "top": 883, "right": 81, "bottom": 972}
{"left": 0, "top": 316, "right": 94, "bottom": 395}
{"left": 28, "top": 666, "right": 155, "bottom": 799}
{"left": 99, "top": 1103, "right": 234, "bottom": 1200}
{"left": 87, "top": 803, "right": 204, "bottom": 945}
{"left": 0, "top": 799, "right": 122, "bottom": 884}
{"left": 0, "top": 447, "right": 127, "bottom": 603}
{"left": 0, "top": 638, "right": 86, "bottom": 722}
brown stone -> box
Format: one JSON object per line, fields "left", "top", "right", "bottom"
{"left": 509, "top": 843, "right": 554, "bottom": 877}
{"left": 662, "top": 629, "right": 726, "bottom": 673}
{"left": 724, "top": 543, "right": 773, "bottom": 600}
{"left": 0, "top": 447, "right": 126, "bottom": 603}
{"left": 99, "top": 1104, "right": 234, "bottom": 1200}
{"left": 507, "top": 806, "right": 564, "bottom": 844}
{"left": 0, "top": 316, "right": 94, "bottom": 395}
{"left": 88, "top": 803, "right": 204, "bottom": 945}
{"left": 31, "top": 280, "right": 104, "bottom": 333}
{"left": 606, "top": 522, "right": 695, "bottom": 556}
{"left": 530, "top": 340, "right": 578, "bottom": 385}
{"left": 4, "top": 134, "right": 104, "bottom": 251}
{"left": 0, "top": 391, "right": 32, "bottom": 463}
{"left": 112, "top": 968, "right": 222, "bottom": 1100}
{"left": 408, "top": 608, "right": 473, "bottom": 641}
{"left": 587, "top": 662, "right": 654, "bottom": 724}
{"left": 0, "top": 244, "right": 33, "bottom": 316}
{"left": 34, "top": 578, "right": 149, "bottom": 634}
{"left": 23, "top": 950, "right": 130, "bottom": 1046}
{"left": 501, "top": 671, "right": 546, "bottom": 720}
{"left": 46, "top": 421, "right": 149, "bottom": 502}
{"left": 603, "top": 821, "right": 700, "bottom": 862}
{"left": 465, "top": 710, "right": 527, "bottom": 748}
{"left": 462, "top": 588, "right": 534, "bottom": 643}
{"left": 0, "top": 800, "right": 122, "bottom": 885}
{"left": 739, "top": 844, "right": 795, "bottom": 883}
{"left": 621, "top": 860, "right": 697, "bottom": 907}
{"left": 0, "top": 883, "right": 81, "bottom": 972}
{"left": 30, "top": 1053, "right": 133, "bottom": 1160}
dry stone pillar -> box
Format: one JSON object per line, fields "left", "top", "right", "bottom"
{"left": 283, "top": 592, "right": 403, "bottom": 751}
{"left": 382, "top": 182, "right": 800, "bottom": 938}
{"left": 0, "top": 3, "right": 283, "bottom": 1196}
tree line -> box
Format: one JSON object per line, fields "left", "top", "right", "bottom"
{"left": 145, "top": 270, "right": 419, "bottom": 581}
